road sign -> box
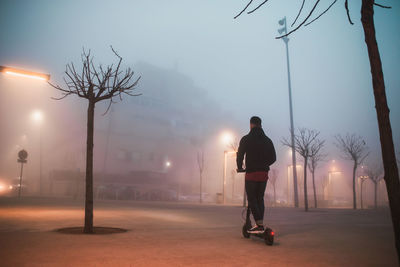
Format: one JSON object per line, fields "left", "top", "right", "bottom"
{"left": 17, "top": 149, "right": 28, "bottom": 198}
{"left": 18, "top": 149, "right": 28, "bottom": 162}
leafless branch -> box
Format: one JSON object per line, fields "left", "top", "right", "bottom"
{"left": 282, "top": 128, "right": 324, "bottom": 159}
{"left": 276, "top": 0, "right": 321, "bottom": 39}
{"left": 365, "top": 165, "right": 383, "bottom": 184}
{"left": 235, "top": 0, "right": 359, "bottom": 39}
{"left": 334, "top": 133, "right": 369, "bottom": 166}
{"left": 374, "top": 3, "right": 391, "bottom": 9}
{"left": 234, "top": 0, "right": 254, "bottom": 19}
{"left": 247, "top": 0, "right": 269, "bottom": 14}
{"left": 291, "top": 0, "right": 305, "bottom": 27}
{"left": 344, "top": 0, "right": 354, "bottom": 25}
{"left": 230, "top": 139, "right": 239, "bottom": 152}
{"left": 305, "top": 0, "right": 338, "bottom": 27}
{"left": 49, "top": 46, "right": 141, "bottom": 114}
{"left": 308, "top": 145, "right": 327, "bottom": 173}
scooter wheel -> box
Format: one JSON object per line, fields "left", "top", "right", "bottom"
{"left": 264, "top": 228, "right": 274, "bottom": 246}
{"left": 242, "top": 225, "right": 250, "bottom": 239}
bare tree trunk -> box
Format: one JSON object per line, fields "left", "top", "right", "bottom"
{"left": 84, "top": 100, "right": 95, "bottom": 233}
{"left": 352, "top": 162, "right": 357, "bottom": 210}
{"left": 374, "top": 182, "right": 378, "bottom": 209}
{"left": 304, "top": 157, "right": 308, "bottom": 212}
{"left": 312, "top": 170, "right": 317, "bottom": 208}
{"left": 200, "top": 173, "right": 202, "bottom": 203}
{"left": 361, "top": 180, "right": 364, "bottom": 209}
{"left": 361, "top": 0, "right": 400, "bottom": 261}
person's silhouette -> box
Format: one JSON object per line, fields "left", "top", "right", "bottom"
{"left": 237, "top": 116, "right": 276, "bottom": 233}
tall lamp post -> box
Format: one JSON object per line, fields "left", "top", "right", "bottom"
{"left": 221, "top": 131, "right": 236, "bottom": 205}
{"left": 278, "top": 17, "right": 299, "bottom": 207}
{"left": 222, "top": 150, "right": 236, "bottom": 204}
{"left": 32, "top": 110, "right": 44, "bottom": 194}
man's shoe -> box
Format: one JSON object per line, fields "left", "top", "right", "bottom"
{"left": 247, "top": 225, "right": 264, "bottom": 234}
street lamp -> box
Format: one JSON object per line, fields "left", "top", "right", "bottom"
{"left": 221, "top": 131, "right": 234, "bottom": 147}
{"left": 31, "top": 110, "right": 44, "bottom": 194}
{"left": 223, "top": 150, "right": 236, "bottom": 204}
{"left": 0, "top": 66, "right": 50, "bottom": 81}
{"left": 32, "top": 110, "right": 43, "bottom": 123}
{"left": 165, "top": 161, "right": 171, "bottom": 168}
{"left": 220, "top": 131, "right": 236, "bottom": 205}
{"left": 278, "top": 17, "right": 299, "bottom": 208}
{"left": 0, "top": 65, "right": 49, "bottom": 195}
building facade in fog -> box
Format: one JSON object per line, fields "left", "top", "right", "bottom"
{"left": 50, "top": 62, "right": 238, "bottom": 200}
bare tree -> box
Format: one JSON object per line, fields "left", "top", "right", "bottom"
{"left": 197, "top": 150, "right": 205, "bottom": 203}
{"left": 283, "top": 128, "right": 324, "bottom": 211}
{"left": 269, "top": 169, "right": 278, "bottom": 206}
{"left": 234, "top": 0, "right": 400, "bottom": 260}
{"left": 335, "top": 134, "right": 368, "bottom": 210}
{"left": 49, "top": 47, "right": 141, "bottom": 233}
{"left": 308, "top": 144, "right": 326, "bottom": 208}
{"left": 365, "top": 165, "right": 383, "bottom": 209}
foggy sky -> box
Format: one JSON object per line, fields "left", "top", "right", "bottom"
{"left": 0, "top": 0, "right": 399, "bottom": 180}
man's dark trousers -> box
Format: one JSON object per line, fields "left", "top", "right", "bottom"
{"left": 245, "top": 180, "right": 267, "bottom": 225}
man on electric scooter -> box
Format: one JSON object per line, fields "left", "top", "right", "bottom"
{"left": 237, "top": 116, "right": 276, "bottom": 234}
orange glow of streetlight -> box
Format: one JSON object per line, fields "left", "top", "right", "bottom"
{"left": 220, "top": 131, "right": 234, "bottom": 146}
{"left": 0, "top": 66, "right": 50, "bottom": 81}
{"left": 31, "top": 110, "right": 44, "bottom": 123}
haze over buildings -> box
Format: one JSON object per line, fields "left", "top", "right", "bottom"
{"left": 0, "top": 0, "right": 399, "bottom": 206}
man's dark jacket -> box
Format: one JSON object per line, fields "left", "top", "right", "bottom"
{"left": 236, "top": 127, "right": 276, "bottom": 173}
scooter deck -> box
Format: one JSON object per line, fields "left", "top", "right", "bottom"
{"left": 242, "top": 206, "right": 274, "bottom": 245}
{"left": 242, "top": 225, "right": 275, "bottom": 245}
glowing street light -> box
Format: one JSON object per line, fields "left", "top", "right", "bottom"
{"left": 31, "top": 110, "right": 44, "bottom": 194}
{"left": 0, "top": 66, "right": 50, "bottom": 81}
{"left": 220, "top": 131, "right": 234, "bottom": 147}
{"left": 0, "top": 65, "right": 49, "bottom": 196}
{"left": 165, "top": 161, "right": 171, "bottom": 168}
{"left": 32, "top": 110, "right": 44, "bottom": 123}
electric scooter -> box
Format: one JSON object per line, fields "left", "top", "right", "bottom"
{"left": 242, "top": 206, "right": 274, "bottom": 245}
{"left": 237, "top": 169, "right": 275, "bottom": 246}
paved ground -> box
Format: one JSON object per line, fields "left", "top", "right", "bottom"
{"left": 0, "top": 197, "right": 397, "bottom": 266}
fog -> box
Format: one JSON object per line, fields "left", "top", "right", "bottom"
{"left": 0, "top": 0, "right": 399, "bottom": 207}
